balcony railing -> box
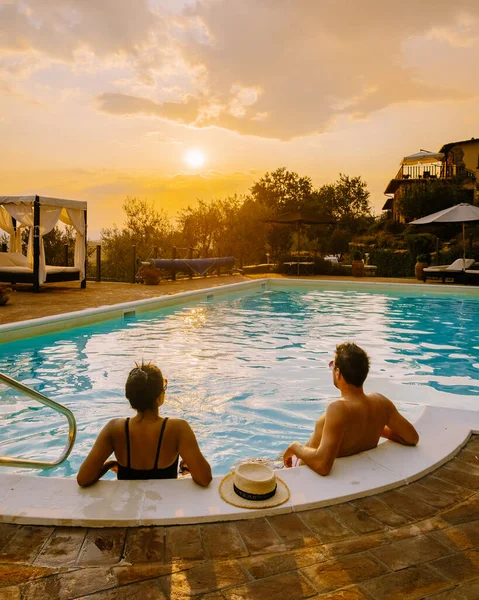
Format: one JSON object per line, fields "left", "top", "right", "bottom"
{"left": 394, "top": 164, "right": 476, "bottom": 181}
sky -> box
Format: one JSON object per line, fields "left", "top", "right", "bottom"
{"left": 1, "top": 0, "right": 479, "bottom": 238}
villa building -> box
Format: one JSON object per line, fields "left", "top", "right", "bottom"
{"left": 383, "top": 138, "right": 479, "bottom": 221}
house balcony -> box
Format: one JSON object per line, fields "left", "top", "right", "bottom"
{"left": 384, "top": 163, "right": 476, "bottom": 195}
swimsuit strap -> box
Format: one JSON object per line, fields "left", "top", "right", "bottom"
{"left": 153, "top": 417, "right": 169, "bottom": 469}
{"left": 125, "top": 418, "right": 131, "bottom": 469}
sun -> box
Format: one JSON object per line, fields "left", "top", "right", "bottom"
{"left": 184, "top": 149, "right": 206, "bottom": 169}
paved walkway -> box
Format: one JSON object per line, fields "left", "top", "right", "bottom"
{"left": 0, "top": 274, "right": 424, "bottom": 325}
{"left": 0, "top": 437, "right": 478, "bottom": 599}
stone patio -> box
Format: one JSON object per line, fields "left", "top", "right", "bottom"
{"left": 0, "top": 438, "right": 477, "bottom": 599}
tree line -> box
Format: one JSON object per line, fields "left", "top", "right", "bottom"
{"left": 4, "top": 166, "right": 472, "bottom": 280}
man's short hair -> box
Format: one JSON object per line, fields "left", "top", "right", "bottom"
{"left": 335, "top": 342, "right": 370, "bottom": 387}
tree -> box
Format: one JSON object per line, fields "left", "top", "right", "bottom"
{"left": 250, "top": 167, "right": 313, "bottom": 213}
{"left": 217, "top": 196, "right": 270, "bottom": 265}
{"left": 177, "top": 199, "right": 223, "bottom": 258}
{"left": 122, "top": 197, "right": 172, "bottom": 256}
{"left": 397, "top": 180, "right": 473, "bottom": 222}
{"left": 311, "top": 174, "right": 372, "bottom": 226}
{"left": 100, "top": 197, "right": 173, "bottom": 281}
{"left": 43, "top": 225, "right": 76, "bottom": 265}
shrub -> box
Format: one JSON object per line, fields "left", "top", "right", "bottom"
{"left": 369, "top": 249, "right": 414, "bottom": 277}
{"left": 384, "top": 219, "right": 406, "bottom": 235}
{"left": 416, "top": 253, "right": 429, "bottom": 264}
{"left": 405, "top": 233, "right": 436, "bottom": 260}
{"left": 352, "top": 251, "right": 363, "bottom": 261}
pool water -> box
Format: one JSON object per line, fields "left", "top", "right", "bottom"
{"left": 0, "top": 285, "right": 478, "bottom": 478}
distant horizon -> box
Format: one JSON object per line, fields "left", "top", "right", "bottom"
{"left": 1, "top": 1, "right": 478, "bottom": 233}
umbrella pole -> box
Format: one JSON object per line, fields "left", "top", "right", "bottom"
{"left": 297, "top": 223, "right": 300, "bottom": 276}
{"left": 463, "top": 222, "right": 466, "bottom": 269}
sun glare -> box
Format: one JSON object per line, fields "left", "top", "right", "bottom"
{"left": 184, "top": 149, "right": 206, "bottom": 168}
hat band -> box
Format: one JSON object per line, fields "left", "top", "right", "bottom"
{"left": 233, "top": 483, "right": 277, "bottom": 502}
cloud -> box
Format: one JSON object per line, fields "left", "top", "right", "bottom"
{"left": 0, "top": 0, "right": 159, "bottom": 59}
{"left": 93, "top": 0, "right": 479, "bottom": 139}
{"left": 96, "top": 92, "right": 201, "bottom": 123}
{"left": 2, "top": 0, "right": 479, "bottom": 141}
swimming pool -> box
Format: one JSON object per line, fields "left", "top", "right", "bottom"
{"left": 0, "top": 280, "right": 478, "bottom": 478}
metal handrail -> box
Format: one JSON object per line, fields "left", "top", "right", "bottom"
{"left": 0, "top": 372, "right": 77, "bottom": 469}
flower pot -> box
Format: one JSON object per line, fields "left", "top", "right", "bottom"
{"left": 415, "top": 261, "right": 427, "bottom": 281}
{"left": 0, "top": 293, "right": 9, "bottom": 306}
{"left": 143, "top": 277, "right": 160, "bottom": 286}
{"left": 351, "top": 260, "right": 364, "bottom": 277}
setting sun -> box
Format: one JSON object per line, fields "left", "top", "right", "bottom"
{"left": 184, "top": 149, "right": 206, "bottom": 169}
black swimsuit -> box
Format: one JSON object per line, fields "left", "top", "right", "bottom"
{"left": 117, "top": 417, "right": 179, "bottom": 480}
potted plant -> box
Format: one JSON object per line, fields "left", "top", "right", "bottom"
{"left": 351, "top": 251, "right": 364, "bottom": 277}
{"left": 0, "top": 285, "right": 11, "bottom": 306}
{"left": 415, "top": 254, "right": 429, "bottom": 281}
{"left": 141, "top": 267, "right": 161, "bottom": 285}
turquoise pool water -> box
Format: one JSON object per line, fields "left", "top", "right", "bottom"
{"left": 0, "top": 284, "right": 478, "bottom": 477}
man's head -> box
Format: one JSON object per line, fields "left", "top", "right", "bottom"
{"left": 332, "top": 343, "right": 370, "bottom": 388}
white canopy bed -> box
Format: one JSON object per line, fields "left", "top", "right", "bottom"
{"left": 0, "top": 195, "right": 87, "bottom": 292}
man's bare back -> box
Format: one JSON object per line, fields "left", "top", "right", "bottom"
{"left": 284, "top": 344, "right": 419, "bottom": 476}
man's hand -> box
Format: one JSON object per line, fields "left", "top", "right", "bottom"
{"left": 179, "top": 459, "right": 191, "bottom": 476}
{"left": 101, "top": 460, "right": 119, "bottom": 476}
{"left": 283, "top": 442, "right": 300, "bottom": 468}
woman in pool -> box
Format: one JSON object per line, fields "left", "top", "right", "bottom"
{"left": 77, "top": 362, "right": 212, "bottom": 487}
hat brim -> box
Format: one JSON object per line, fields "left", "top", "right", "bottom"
{"left": 219, "top": 472, "right": 290, "bottom": 509}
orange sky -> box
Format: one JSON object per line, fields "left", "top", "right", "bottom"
{"left": 1, "top": 0, "right": 478, "bottom": 237}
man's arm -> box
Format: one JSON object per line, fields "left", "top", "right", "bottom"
{"left": 284, "top": 402, "right": 345, "bottom": 476}
{"left": 381, "top": 400, "right": 419, "bottom": 446}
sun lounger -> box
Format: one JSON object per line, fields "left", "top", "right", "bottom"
{"left": 465, "top": 269, "right": 479, "bottom": 285}
{"left": 423, "top": 258, "right": 475, "bottom": 283}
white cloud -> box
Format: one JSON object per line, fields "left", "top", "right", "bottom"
{"left": 2, "top": 0, "right": 479, "bottom": 140}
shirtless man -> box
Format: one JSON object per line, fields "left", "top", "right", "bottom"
{"left": 283, "top": 342, "right": 419, "bottom": 475}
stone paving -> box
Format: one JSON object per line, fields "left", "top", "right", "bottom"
{"left": 0, "top": 437, "right": 477, "bottom": 599}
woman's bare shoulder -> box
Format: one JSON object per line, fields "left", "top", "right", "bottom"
{"left": 105, "top": 418, "right": 126, "bottom": 434}
{"left": 166, "top": 417, "right": 191, "bottom": 430}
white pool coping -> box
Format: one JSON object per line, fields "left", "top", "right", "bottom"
{"left": 0, "top": 279, "right": 478, "bottom": 527}
{"left": 0, "top": 405, "right": 477, "bottom": 527}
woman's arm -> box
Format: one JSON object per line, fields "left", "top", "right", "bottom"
{"left": 77, "top": 421, "right": 117, "bottom": 487}
{"left": 177, "top": 421, "right": 212, "bottom": 487}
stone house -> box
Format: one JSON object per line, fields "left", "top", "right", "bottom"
{"left": 383, "top": 138, "right": 479, "bottom": 221}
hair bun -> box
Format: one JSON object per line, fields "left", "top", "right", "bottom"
{"left": 131, "top": 367, "right": 148, "bottom": 384}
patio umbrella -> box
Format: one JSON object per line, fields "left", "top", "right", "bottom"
{"left": 401, "top": 150, "right": 444, "bottom": 165}
{"left": 409, "top": 203, "right": 479, "bottom": 267}
{"left": 264, "top": 210, "right": 335, "bottom": 275}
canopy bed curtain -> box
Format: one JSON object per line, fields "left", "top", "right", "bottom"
{"left": 0, "top": 195, "right": 87, "bottom": 292}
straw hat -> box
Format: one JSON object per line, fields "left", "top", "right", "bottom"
{"left": 219, "top": 462, "right": 290, "bottom": 509}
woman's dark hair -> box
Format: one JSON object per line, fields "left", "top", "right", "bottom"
{"left": 125, "top": 362, "right": 165, "bottom": 412}
{"left": 335, "top": 342, "right": 370, "bottom": 387}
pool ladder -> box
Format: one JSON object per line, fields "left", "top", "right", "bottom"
{"left": 0, "top": 372, "right": 77, "bottom": 469}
